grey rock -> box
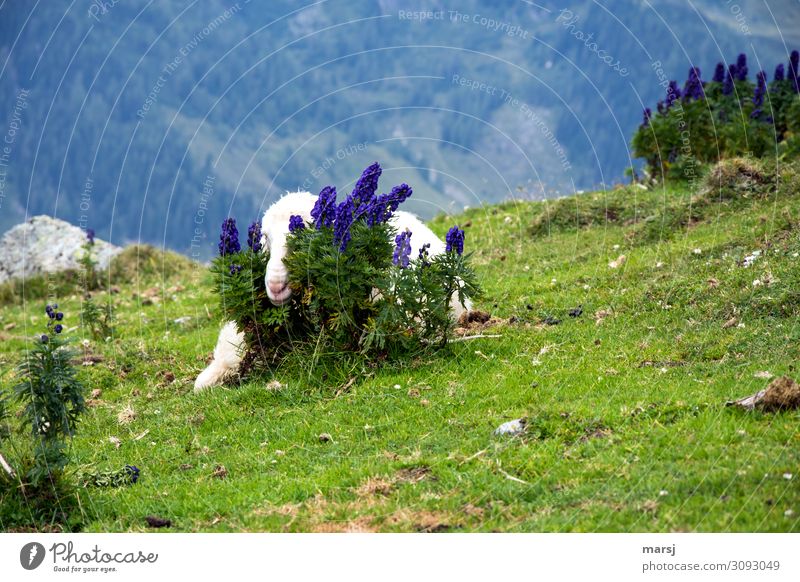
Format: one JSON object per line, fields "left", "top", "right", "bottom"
{"left": 494, "top": 418, "right": 527, "bottom": 436}
{"left": 0, "top": 215, "right": 122, "bottom": 284}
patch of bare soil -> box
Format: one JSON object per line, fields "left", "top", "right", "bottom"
{"left": 385, "top": 509, "right": 452, "bottom": 532}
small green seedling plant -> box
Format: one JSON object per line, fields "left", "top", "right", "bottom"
{"left": 80, "top": 228, "right": 114, "bottom": 340}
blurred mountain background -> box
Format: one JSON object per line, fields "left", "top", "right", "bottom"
{"left": 1, "top": 0, "right": 797, "bottom": 257}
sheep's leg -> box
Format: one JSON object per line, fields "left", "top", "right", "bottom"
{"left": 194, "top": 321, "right": 245, "bottom": 392}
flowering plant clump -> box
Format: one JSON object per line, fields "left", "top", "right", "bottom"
{"left": 12, "top": 305, "right": 87, "bottom": 485}
{"left": 632, "top": 50, "right": 800, "bottom": 181}
{"left": 285, "top": 162, "right": 478, "bottom": 355}
{"left": 208, "top": 162, "right": 480, "bottom": 379}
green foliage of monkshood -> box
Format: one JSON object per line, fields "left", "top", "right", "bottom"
{"left": 632, "top": 52, "right": 799, "bottom": 183}
{"left": 209, "top": 163, "right": 480, "bottom": 379}
{"left": 12, "top": 305, "right": 87, "bottom": 486}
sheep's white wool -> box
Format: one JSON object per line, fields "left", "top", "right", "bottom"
{"left": 194, "top": 192, "right": 471, "bottom": 392}
{"left": 193, "top": 321, "right": 245, "bottom": 391}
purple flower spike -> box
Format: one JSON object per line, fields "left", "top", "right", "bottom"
{"left": 393, "top": 230, "right": 412, "bottom": 268}
{"left": 642, "top": 108, "right": 652, "bottom": 127}
{"left": 86, "top": 228, "right": 95, "bottom": 246}
{"left": 218, "top": 218, "right": 240, "bottom": 256}
{"left": 736, "top": 53, "right": 748, "bottom": 81}
{"left": 723, "top": 64, "right": 735, "bottom": 96}
{"left": 352, "top": 162, "right": 382, "bottom": 206}
{"left": 288, "top": 215, "right": 305, "bottom": 233}
{"left": 445, "top": 226, "right": 465, "bottom": 255}
{"left": 712, "top": 62, "right": 725, "bottom": 83}
{"left": 247, "top": 221, "right": 262, "bottom": 252}
{"left": 311, "top": 186, "right": 337, "bottom": 229}
{"left": 752, "top": 70, "right": 767, "bottom": 109}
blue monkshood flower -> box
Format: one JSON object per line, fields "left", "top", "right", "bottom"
{"left": 712, "top": 62, "right": 726, "bottom": 83}
{"left": 774, "top": 63, "right": 785, "bottom": 82}
{"left": 790, "top": 50, "right": 800, "bottom": 92}
{"left": 445, "top": 226, "right": 465, "bottom": 255}
{"left": 723, "top": 64, "right": 736, "bottom": 95}
{"left": 218, "top": 218, "right": 240, "bottom": 256}
{"left": 750, "top": 109, "right": 762, "bottom": 119}
{"left": 366, "top": 183, "right": 413, "bottom": 226}
{"left": 683, "top": 67, "right": 705, "bottom": 101}
{"left": 656, "top": 100, "right": 666, "bottom": 115}
{"left": 54, "top": 324, "right": 63, "bottom": 334}
{"left": 228, "top": 264, "right": 243, "bottom": 275}
{"left": 641, "top": 108, "right": 652, "bottom": 127}
{"left": 752, "top": 70, "right": 767, "bottom": 109}
{"left": 288, "top": 215, "right": 305, "bottom": 233}
{"left": 393, "top": 230, "right": 412, "bottom": 268}
{"left": 125, "top": 465, "right": 140, "bottom": 484}
{"left": 333, "top": 195, "right": 356, "bottom": 252}
{"left": 247, "top": 221, "right": 262, "bottom": 252}
{"left": 56, "top": 312, "right": 63, "bottom": 321}
{"left": 86, "top": 228, "right": 95, "bottom": 246}
{"left": 351, "top": 162, "right": 382, "bottom": 206}
{"left": 41, "top": 335, "right": 49, "bottom": 343}
{"left": 418, "top": 243, "right": 431, "bottom": 267}
{"left": 311, "top": 186, "right": 337, "bottom": 229}
{"left": 736, "top": 53, "right": 748, "bottom": 81}
{"left": 765, "top": 116, "right": 774, "bottom": 124}
{"left": 665, "top": 81, "right": 681, "bottom": 108}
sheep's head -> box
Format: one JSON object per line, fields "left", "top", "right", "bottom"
{"left": 263, "top": 227, "right": 292, "bottom": 305}
{"left": 259, "top": 191, "right": 316, "bottom": 306}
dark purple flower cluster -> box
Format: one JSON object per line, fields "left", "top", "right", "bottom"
{"left": 735, "top": 53, "right": 748, "bottom": 81}
{"left": 752, "top": 70, "right": 767, "bottom": 109}
{"left": 228, "top": 264, "right": 243, "bottom": 275}
{"left": 665, "top": 81, "right": 681, "bottom": 109}
{"left": 125, "top": 465, "right": 140, "bottom": 484}
{"left": 44, "top": 304, "right": 65, "bottom": 339}
{"left": 86, "top": 228, "right": 95, "bottom": 246}
{"left": 418, "top": 242, "right": 431, "bottom": 266}
{"left": 311, "top": 186, "right": 337, "bottom": 229}
{"left": 333, "top": 195, "right": 357, "bottom": 251}
{"left": 393, "top": 230, "right": 412, "bottom": 268}
{"left": 641, "top": 108, "right": 652, "bottom": 127}
{"left": 774, "top": 63, "right": 785, "bottom": 82}
{"left": 247, "top": 221, "right": 262, "bottom": 252}
{"left": 288, "top": 215, "right": 305, "bottom": 233}
{"left": 712, "top": 62, "right": 725, "bottom": 83}
{"left": 366, "top": 183, "right": 413, "bottom": 226}
{"left": 790, "top": 50, "right": 800, "bottom": 92}
{"left": 351, "top": 162, "right": 382, "bottom": 205}
{"left": 445, "top": 226, "right": 465, "bottom": 255}
{"left": 218, "top": 218, "right": 240, "bottom": 256}
{"left": 683, "top": 67, "right": 704, "bottom": 101}
{"left": 723, "top": 64, "right": 735, "bottom": 95}
{"left": 315, "top": 162, "right": 413, "bottom": 252}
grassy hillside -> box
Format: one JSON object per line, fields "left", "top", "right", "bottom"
{"left": 1, "top": 159, "right": 799, "bottom": 532}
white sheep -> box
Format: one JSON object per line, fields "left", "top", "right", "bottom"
{"left": 194, "top": 191, "right": 470, "bottom": 392}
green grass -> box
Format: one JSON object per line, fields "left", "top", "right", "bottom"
{"left": 1, "top": 164, "right": 799, "bottom": 532}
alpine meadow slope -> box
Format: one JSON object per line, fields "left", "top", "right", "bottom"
{"left": 1, "top": 158, "right": 799, "bottom": 532}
